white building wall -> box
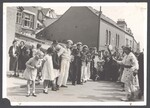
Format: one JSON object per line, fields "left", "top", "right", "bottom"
{"left": 6, "top": 7, "right": 17, "bottom": 71}
{"left": 99, "top": 19, "right": 126, "bottom": 51}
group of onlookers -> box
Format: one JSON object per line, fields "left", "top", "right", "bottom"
{"left": 8, "top": 39, "right": 144, "bottom": 101}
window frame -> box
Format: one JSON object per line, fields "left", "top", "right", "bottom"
{"left": 109, "top": 31, "right": 111, "bottom": 45}
{"left": 16, "top": 11, "right": 22, "bottom": 24}
{"left": 22, "top": 12, "right": 34, "bottom": 29}
{"left": 106, "top": 30, "right": 109, "bottom": 45}
{"left": 126, "top": 38, "right": 129, "bottom": 46}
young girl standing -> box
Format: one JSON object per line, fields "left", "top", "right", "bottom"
{"left": 23, "top": 51, "right": 43, "bottom": 97}
{"left": 42, "top": 47, "right": 57, "bottom": 94}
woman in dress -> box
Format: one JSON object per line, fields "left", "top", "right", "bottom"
{"left": 42, "top": 47, "right": 57, "bottom": 94}
{"left": 113, "top": 46, "right": 139, "bottom": 101}
{"left": 8, "top": 40, "right": 19, "bottom": 77}
{"left": 23, "top": 51, "right": 43, "bottom": 97}
{"left": 81, "top": 45, "right": 88, "bottom": 83}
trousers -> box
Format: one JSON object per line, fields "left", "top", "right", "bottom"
{"left": 57, "top": 58, "right": 70, "bottom": 86}
{"left": 81, "top": 62, "right": 88, "bottom": 82}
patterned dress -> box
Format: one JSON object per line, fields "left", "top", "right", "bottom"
{"left": 119, "top": 52, "right": 139, "bottom": 85}
{"left": 23, "top": 57, "right": 41, "bottom": 81}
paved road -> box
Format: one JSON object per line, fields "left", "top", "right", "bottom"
{"left": 6, "top": 76, "right": 143, "bottom": 104}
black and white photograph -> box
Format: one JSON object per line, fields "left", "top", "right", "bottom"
{"left": 3, "top": 2, "right": 147, "bottom": 106}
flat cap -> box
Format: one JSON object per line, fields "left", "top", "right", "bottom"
{"left": 82, "top": 45, "right": 88, "bottom": 48}
{"left": 67, "top": 40, "right": 73, "bottom": 44}
{"left": 76, "top": 42, "right": 82, "bottom": 45}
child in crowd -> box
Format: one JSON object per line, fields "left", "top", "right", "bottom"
{"left": 42, "top": 47, "right": 57, "bottom": 94}
{"left": 86, "top": 51, "right": 92, "bottom": 80}
{"left": 23, "top": 51, "right": 43, "bottom": 97}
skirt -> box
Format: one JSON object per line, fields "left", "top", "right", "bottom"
{"left": 9, "top": 56, "right": 18, "bottom": 71}
{"left": 54, "top": 69, "right": 60, "bottom": 78}
{"left": 23, "top": 68, "right": 37, "bottom": 81}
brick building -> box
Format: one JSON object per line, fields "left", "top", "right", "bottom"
{"left": 36, "top": 6, "right": 139, "bottom": 52}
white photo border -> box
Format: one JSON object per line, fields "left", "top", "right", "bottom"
{"left": 3, "top": 2, "right": 147, "bottom": 106}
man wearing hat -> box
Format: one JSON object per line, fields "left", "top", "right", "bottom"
{"left": 57, "top": 40, "right": 73, "bottom": 88}
{"left": 71, "top": 42, "right": 83, "bottom": 85}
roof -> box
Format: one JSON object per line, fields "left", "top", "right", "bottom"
{"left": 37, "top": 6, "right": 134, "bottom": 38}
{"left": 23, "top": 6, "right": 38, "bottom": 14}
{"left": 56, "top": 15, "right": 62, "bottom": 18}
{"left": 86, "top": 6, "right": 133, "bottom": 37}
{"left": 41, "top": 8, "right": 50, "bottom": 15}
{"left": 43, "top": 18, "right": 58, "bottom": 27}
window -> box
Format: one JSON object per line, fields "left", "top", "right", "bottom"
{"left": 130, "top": 40, "right": 132, "bottom": 47}
{"left": 106, "top": 30, "right": 109, "bottom": 45}
{"left": 116, "top": 34, "right": 118, "bottom": 46}
{"left": 22, "top": 12, "right": 34, "bottom": 29}
{"left": 16, "top": 11, "right": 22, "bottom": 24}
{"left": 109, "top": 31, "right": 111, "bottom": 45}
{"left": 118, "top": 35, "right": 120, "bottom": 47}
{"left": 106, "top": 30, "right": 111, "bottom": 45}
{"left": 126, "top": 39, "right": 129, "bottom": 46}
{"left": 116, "top": 34, "right": 120, "bottom": 47}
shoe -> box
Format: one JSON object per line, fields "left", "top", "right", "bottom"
{"left": 79, "top": 82, "right": 83, "bottom": 85}
{"left": 26, "top": 93, "right": 31, "bottom": 97}
{"left": 121, "top": 97, "right": 129, "bottom": 101}
{"left": 61, "top": 85, "right": 68, "bottom": 88}
{"left": 84, "top": 80, "right": 87, "bottom": 83}
{"left": 43, "top": 90, "right": 48, "bottom": 94}
{"left": 56, "top": 85, "right": 60, "bottom": 90}
{"left": 72, "top": 83, "right": 76, "bottom": 86}
{"left": 32, "top": 93, "right": 37, "bottom": 97}
{"left": 56, "top": 86, "right": 59, "bottom": 90}
{"left": 13, "top": 74, "right": 17, "bottom": 77}
{"left": 52, "top": 88, "right": 57, "bottom": 91}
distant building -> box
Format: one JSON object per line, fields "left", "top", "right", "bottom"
{"left": 15, "top": 6, "right": 38, "bottom": 39}
{"left": 36, "top": 6, "right": 139, "bottom": 52}
{"left": 15, "top": 6, "right": 58, "bottom": 45}
{"left": 37, "top": 8, "right": 60, "bottom": 28}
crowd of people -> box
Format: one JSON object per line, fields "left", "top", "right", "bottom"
{"left": 8, "top": 39, "right": 144, "bottom": 101}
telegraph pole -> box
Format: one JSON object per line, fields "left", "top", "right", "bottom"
{"left": 97, "top": 6, "right": 102, "bottom": 51}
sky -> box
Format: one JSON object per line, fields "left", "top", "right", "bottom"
{"left": 41, "top": 3, "right": 147, "bottom": 50}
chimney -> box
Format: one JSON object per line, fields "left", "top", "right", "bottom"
{"left": 117, "top": 19, "right": 127, "bottom": 31}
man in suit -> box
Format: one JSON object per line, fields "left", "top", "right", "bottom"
{"left": 72, "top": 42, "right": 83, "bottom": 85}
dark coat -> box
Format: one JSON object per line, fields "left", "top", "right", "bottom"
{"left": 18, "top": 46, "right": 27, "bottom": 70}
{"left": 52, "top": 51, "right": 61, "bottom": 70}
{"left": 71, "top": 48, "right": 82, "bottom": 84}
{"left": 138, "top": 52, "right": 144, "bottom": 93}
{"left": 8, "top": 46, "right": 19, "bottom": 71}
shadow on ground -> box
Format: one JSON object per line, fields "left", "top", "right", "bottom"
{"left": 7, "top": 84, "right": 44, "bottom": 96}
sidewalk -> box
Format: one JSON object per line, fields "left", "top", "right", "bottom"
{"left": 6, "top": 75, "right": 144, "bottom": 103}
